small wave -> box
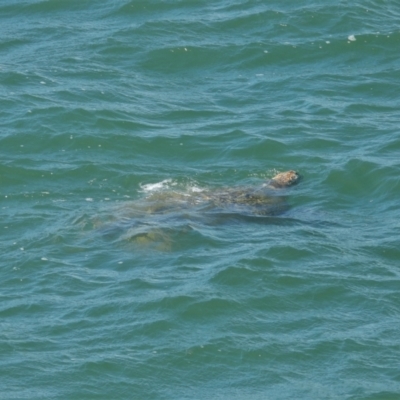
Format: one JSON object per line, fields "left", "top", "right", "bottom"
{"left": 139, "top": 179, "right": 173, "bottom": 193}
{"left": 140, "top": 179, "right": 206, "bottom": 194}
{"left": 190, "top": 186, "right": 204, "bottom": 193}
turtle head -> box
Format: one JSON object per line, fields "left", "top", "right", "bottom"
{"left": 268, "top": 170, "right": 300, "bottom": 188}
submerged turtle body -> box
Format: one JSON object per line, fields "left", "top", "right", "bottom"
{"left": 132, "top": 171, "right": 299, "bottom": 220}
{"left": 142, "top": 170, "right": 300, "bottom": 216}
{"left": 99, "top": 170, "right": 300, "bottom": 249}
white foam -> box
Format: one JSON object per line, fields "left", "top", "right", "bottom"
{"left": 140, "top": 179, "right": 172, "bottom": 193}
{"left": 348, "top": 35, "right": 356, "bottom": 41}
{"left": 190, "top": 186, "right": 204, "bottom": 193}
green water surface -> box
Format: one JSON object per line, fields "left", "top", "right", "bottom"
{"left": 1, "top": 1, "right": 400, "bottom": 399}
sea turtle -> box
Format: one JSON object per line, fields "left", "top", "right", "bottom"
{"left": 99, "top": 170, "right": 300, "bottom": 249}
{"left": 141, "top": 170, "right": 299, "bottom": 215}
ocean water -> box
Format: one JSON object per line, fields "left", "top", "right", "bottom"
{"left": 1, "top": 1, "right": 400, "bottom": 399}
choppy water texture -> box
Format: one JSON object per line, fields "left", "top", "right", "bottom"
{"left": 1, "top": 1, "right": 400, "bottom": 399}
